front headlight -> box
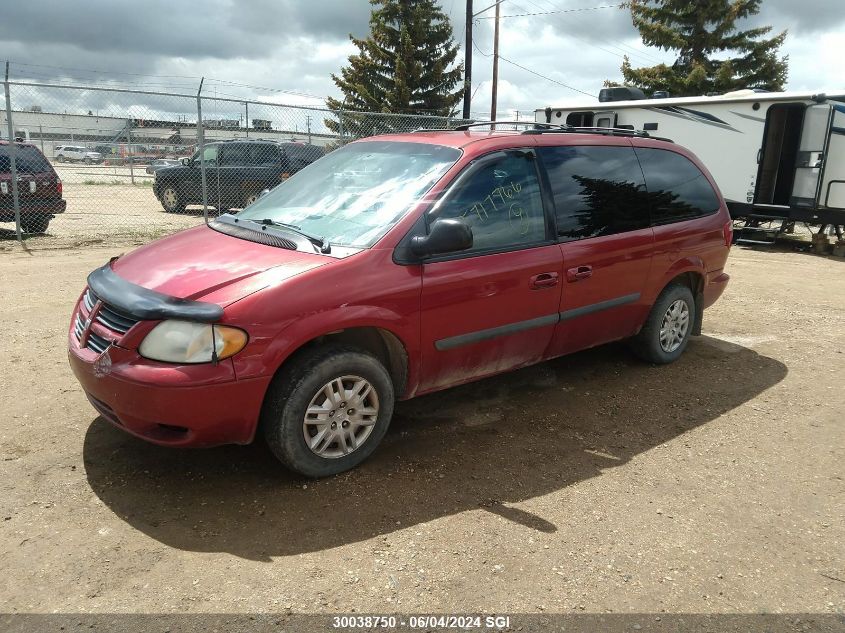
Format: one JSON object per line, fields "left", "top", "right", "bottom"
{"left": 139, "top": 320, "right": 248, "bottom": 364}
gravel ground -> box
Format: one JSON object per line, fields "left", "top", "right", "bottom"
{"left": 0, "top": 242, "right": 842, "bottom": 621}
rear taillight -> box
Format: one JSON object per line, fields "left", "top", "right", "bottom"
{"left": 56, "top": 177, "right": 63, "bottom": 195}
{"left": 723, "top": 219, "right": 733, "bottom": 246}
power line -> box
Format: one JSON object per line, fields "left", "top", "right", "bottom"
{"left": 472, "top": 39, "right": 595, "bottom": 97}
{"left": 476, "top": 3, "right": 621, "bottom": 19}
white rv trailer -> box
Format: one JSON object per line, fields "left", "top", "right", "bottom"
{"left": 535, "top": 88, "right": 845, "bottom": 239}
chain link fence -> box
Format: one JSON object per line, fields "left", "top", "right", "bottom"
{"left": 1, "top": 78, "right": 478, "bottom": 249}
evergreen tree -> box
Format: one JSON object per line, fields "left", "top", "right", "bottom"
{"left": 326, "top": 0, "right": 464, "bottom": 136}
{"left": 610, "top": 0, "right": 788, "bottom": 96}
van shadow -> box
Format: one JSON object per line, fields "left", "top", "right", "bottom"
{"left": 83, "top": 336, "right": 787, "bottom": 561}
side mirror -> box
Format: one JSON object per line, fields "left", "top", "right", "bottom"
{"left": 181, "top": 157, "right": 191, "bottom": 166}
{"left": 410, "top": 218, "right": 473, "bottom": 258}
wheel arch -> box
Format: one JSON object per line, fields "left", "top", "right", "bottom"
{"left": 655, "top": 264, "right": 706, "bottom": 336}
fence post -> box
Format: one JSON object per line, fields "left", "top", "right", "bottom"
{"left": 3, "top": 61, "right": 22, "bottom": 242}
{"left": 245, "top": 102, "right": 249, "bottom": 138}
{"left": 125, "top": 122, "right": 135, "bottom": 184}
{"left": 196, "top": 78, "right": 209, "bottom": 224}
{"left": 338, "top": 106, "right": 344, "bottom": 146}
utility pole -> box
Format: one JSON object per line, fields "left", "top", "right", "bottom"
{"left": 490, "top": 0, "right": 500, "bottom": 122}
{"left": 462, "top": 0, "right": 473, "bottom": 120}
{"left": 306, "top": 115, "right": 312, "bottom": 144}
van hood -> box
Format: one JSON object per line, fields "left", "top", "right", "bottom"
{"left": 110, "top": 224, "right": 330, "bottom": 304}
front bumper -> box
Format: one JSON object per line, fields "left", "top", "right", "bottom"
{"left": 68, "top": 338, "right": 270, "bottom": 447}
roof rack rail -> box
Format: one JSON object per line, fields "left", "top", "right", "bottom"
{"left": 522, "top": 125, "right": 674, "bottom": 143}
{"left": 452, "top": 121, "right": 567, "bottom": 131}
{"left": 411, "top": 121, "right": 567, "bottom": 133}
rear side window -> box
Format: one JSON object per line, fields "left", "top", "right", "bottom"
{"left": 634, "top": 147, "right": 720, "bottom": 224}
{"left": 0, "top": 146, "right": 53, "bottom": 174}
{"left": 283, "top": 144, "right": 322, "bottom": 168}
{"left": 248, "top": 144, "right": 280, "bottom": 165}
{"left": 433, "top": 151, "right": 546, "bottom": 253}
{"left": 538, "top": 145, "right": 650, "bottom": 241}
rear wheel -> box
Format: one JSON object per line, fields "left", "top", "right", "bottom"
{"left": 22, "top": 216, "right": 50, "bottom": 234}
{"left": 261, "top": 344, "right": 394, "bottom": 477}
{"left": 84, "top": 157, "right": 92, "bottom": 165}
{"left": 631, "top": 283, "right": 695, "bottom": 364}
{"left": 160, "top": 185, "right": 185, "bottom": 214}
{"left": 56, "top": 155, "right": 65, "bottom": 163}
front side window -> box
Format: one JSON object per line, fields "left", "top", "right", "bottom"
{"left": 538, "top": 145, "right": 650, "bottom": 241}
{"left": 432, "top": 152, "right": 546, "bottom": 252}
{"left": 190, "top": 144, "right": 218, "bottom": 165}
{"left": 634, "top": 147, "right": 720, "bottom": 224}
{"left": 238, "top": 141, "right": 461, "bottom": 248}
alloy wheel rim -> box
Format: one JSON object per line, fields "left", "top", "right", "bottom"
{"left": 302, "top": 375, "right": 379, "bottom": 459}
{"left": 659, "top": 299, "right": 690, "bottom": 353}
{"left": 163, "top": 188, "right": 178, "bottom": 209}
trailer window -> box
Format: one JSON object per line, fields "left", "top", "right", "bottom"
{"left": 538, "top": 145, "right": 650, "bottom": 240}
{"left": 634, "top": 148, "right": 720, "bottom": 224}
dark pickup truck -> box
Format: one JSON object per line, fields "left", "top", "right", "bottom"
{"left": 153, "top": 139, "right": 323, "bottom": 213}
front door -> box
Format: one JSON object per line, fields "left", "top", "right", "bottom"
{"left": 184, "top": 144, "right": 219, "bottom": 206}
{"left": 417, "top": 150, "right": 563, "bottom": 393}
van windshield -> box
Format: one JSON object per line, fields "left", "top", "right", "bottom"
{"left": 237, "top": 141, "right": 461, "bottom": 248}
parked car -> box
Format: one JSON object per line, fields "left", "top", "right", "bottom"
{"left": 1, "top": 141, "right": 66, "bottom": 233}
{"left": 55, "top": 145, "right": 103, "bottom": 164}
{"left": 152, "top": 139, "right": 323, "bottom": 213}
{"left": 68, "top": 128, "right": 732, "bottom": 477}
{"left": 145, "top": 158, "right": 183, "bottom": 175}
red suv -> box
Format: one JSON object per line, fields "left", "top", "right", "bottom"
{"left": 1, "top": 141, "right": 65, "bottom": 233}
{"left": 68, "top": 127, "right": 731, "bottom": 477}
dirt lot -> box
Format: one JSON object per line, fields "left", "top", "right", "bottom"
{"left": 0, "top": 242, "right": 842, "bottom": 620}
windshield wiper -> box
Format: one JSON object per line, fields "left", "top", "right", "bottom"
{"left": 241, "top": 218, "right": 331, "bottom": 253}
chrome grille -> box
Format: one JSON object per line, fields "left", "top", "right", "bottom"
{"left": 74, "top": 287, "right": 142, "bottom": 353}
{"left": 86, "top": 330, "right": 111, "bottom": 354}
{"left": 95, "top": 302, "right": 139, "bottom": 334}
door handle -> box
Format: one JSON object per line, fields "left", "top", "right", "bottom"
{"left": 529, "top": 272, "right": 559, "bottom": 289}
{"left": 566, "top": 265, "right": 593, "bottom": 282}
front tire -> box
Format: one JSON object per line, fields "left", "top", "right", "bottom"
{"left": 261, "top": 345, "right": 395, "bottom": 477}
{"left": 160, "top": 185, "right": 185, "bottom": 214}
{"left": 631, "top": 283, "right": 695, "bottom": 364}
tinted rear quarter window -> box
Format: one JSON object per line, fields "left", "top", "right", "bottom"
{"left": 538, "top": 144, "right": 650, "bottom": 240}
{"left": 634, "top": 147, "right": 720, "bottom": 224}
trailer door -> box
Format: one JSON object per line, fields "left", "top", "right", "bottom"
{"left": 790, "top": 103, "right": 833, "bottom": 208}
{"left": 820, "top": 104, "right": 845, "bottom": 210}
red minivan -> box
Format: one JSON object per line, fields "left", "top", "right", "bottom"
{"left": 68, "top": 127, "right": 731, "bottom": 477}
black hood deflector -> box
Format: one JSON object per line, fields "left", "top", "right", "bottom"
{"left": 87, "top": 263, "right": 224, "bottom": 323}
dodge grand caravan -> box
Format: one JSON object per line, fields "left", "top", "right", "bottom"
{"left": 68, "top": 127, "right": 731, "bottom": 477}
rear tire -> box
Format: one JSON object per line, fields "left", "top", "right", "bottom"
{"left": 261, "top": 344, "right": 395, "bottom": 477}
{"left": 160, "top": 185, "right": 185, "bottom": 214}
{"left": 630, "top": 283, "right": 695, "bottom": 364}
{"left": 22, "top": 216, "right": 50, "bottom": 234}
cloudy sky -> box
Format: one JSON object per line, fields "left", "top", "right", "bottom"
{"left": 1, "top": 0, "right": 843, "bottom": 120}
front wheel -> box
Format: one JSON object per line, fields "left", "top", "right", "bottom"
{"left": 160, "top": 185, "right": 185, "bottom": 214}
{"left": 630, "top": 284, "right": 695, "bottom": 364}
{"left": 261, "top": 345, "right": 395, "bottom": 477}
